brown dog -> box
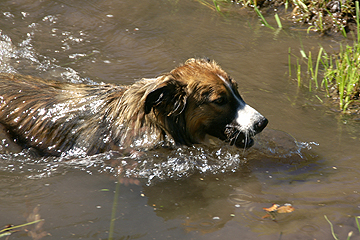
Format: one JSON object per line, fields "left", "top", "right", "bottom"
{"left": 0, "top": 58, "right": 267, "bottom": 156}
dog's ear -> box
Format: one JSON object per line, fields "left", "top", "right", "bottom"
{"left": 144, "top": 80, "right": 187, "bottom": 116}
{"left": 144, "top": 85, "right": 167, "bottom": 114}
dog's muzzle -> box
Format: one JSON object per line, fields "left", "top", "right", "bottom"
{"left": 225, "top": 116, "right": 268, "bottom": 148}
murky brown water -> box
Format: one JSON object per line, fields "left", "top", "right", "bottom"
{"left": 1, "top": 0, "right": 360, "bottom": 239}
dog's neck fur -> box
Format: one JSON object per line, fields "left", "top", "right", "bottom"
{"left": 103, "top": 76, "right": 172, "bottom": 146}
{"left": 107, "top": 74, "right": 193, "bottom": 149}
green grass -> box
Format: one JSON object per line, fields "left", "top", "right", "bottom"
{"left": 191, "top": 0, "right": 360, "bottom": 35}
{"left": 193, "top": 0, "right": 357, "bottom": 35}
{"left": 253, "top": 3, "right": 275, "bottom": 29}
{"left": 252, "top": 4, "right": 283, "bottom": 30}
{"left": 290, "top": 44, "right": 360, "bottom": 112}
{"left": 289, "top": 1, "right": 360, "bottom": 113}
{"left": 227, "top": 0, "right": 358, "bottom": 34}
{"left": 323, "top": 44, "right": 360, "bottom": 111}
{"left": 192, "top": 0, "right": 284, "bottom": 34}
{"left": 325, "top": 215, "right": 360, "bottom": 240}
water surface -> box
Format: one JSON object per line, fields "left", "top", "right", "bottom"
{"left": 1, "top": 0, "right": 360, "bottom": 239}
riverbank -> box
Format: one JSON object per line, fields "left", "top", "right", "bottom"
{"left": 238, "top": 0, "right": 360, "bottom": 114}
{"left": 237, "top": 0, "right": 358, "bottom": 35}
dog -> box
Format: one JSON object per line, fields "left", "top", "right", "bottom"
{"left": 0, "top": 58, "right": 268, "bottom": 156}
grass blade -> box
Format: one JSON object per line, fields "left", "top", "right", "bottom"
{"left": 288, "top": 47, "right": 292, "bottom": 77}
{"left": 296, "top": 58, "right": 301, "bottom": 86}
{"left": 213, "top": 0, "right": 221, "bottom": 12}
{"left": 0, "top": 219, "right": 44, "bottom": 234}
{"left": 275, "top": 13, "right": 282, "bottom": 29}
{"left": 108, "top": 181, "right": 121, "bottom": 240}
{"left": 253, "top": 3, "right": 274, "bottom": 29}
{"left": 324, "top": 215, "right": 339, "bottom": 240}
{"left": 313, "top": 47, "right": 323, "bottom": 89}
{"left": 357, "top": 1, "right": 360, "bottom": 44}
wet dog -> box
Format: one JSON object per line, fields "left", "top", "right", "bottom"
{"left": 0, "top": 58, "right": 268, "bottom": 156}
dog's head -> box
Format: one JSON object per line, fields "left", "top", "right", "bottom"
{"left": 144, "top": 58, "right": 268, "bottom": 148}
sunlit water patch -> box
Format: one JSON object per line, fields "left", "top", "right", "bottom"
{"left": 0, "top": 26, "right": 95, "bottom": 84}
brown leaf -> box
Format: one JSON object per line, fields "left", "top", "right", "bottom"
{"left": 277, "top": 204, "right": 295, "bottom": 213}
{"left": 263, "top": 204, "right": 279, "bottom": 212}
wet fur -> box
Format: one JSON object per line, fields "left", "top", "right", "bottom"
{"left": 0, "top": 58, "right": 267, "bottom": 156}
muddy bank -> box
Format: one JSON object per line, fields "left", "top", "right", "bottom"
{"left": 242, "top": 0, "right": 359, "bottom": 34}
{"left": 328, "top": 81, "right": 360, "bottom": 115}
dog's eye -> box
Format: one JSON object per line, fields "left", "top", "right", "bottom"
{"left": 212, "top": 97, "right": 227, "bottom": 105}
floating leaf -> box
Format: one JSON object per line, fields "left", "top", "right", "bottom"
{"left": 262, "top": 203, "right": 295, "bottom": 220}
{"left": 277, "top": 204, "right": 295, "bottom": 213}
{"left": 263, "top": 204, "right": 279, "bottom": 212}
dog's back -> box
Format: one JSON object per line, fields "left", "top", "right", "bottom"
{"left": 0, "top": 73, "right": 128, "bottom": 155}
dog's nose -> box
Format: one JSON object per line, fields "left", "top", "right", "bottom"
{"left": 253, "top": 117, "right": 268, "bottom": 134}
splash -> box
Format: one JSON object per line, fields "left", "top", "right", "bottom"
{"left": 0, "top": 24, "right": 92, "bottom": 84}
{"left": 0, "top": 32, "right": 17, "bottom": 73}
{"left": 0, "top": 128, "right": 316, "bottom": 185}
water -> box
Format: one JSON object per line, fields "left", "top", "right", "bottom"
{"left": 1, "top": 0, "right": 360, "bottom": 239}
